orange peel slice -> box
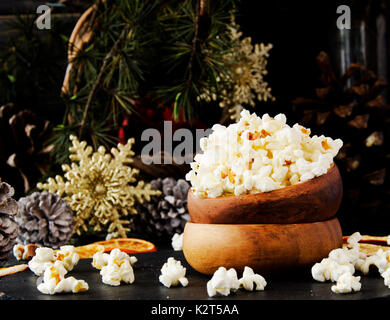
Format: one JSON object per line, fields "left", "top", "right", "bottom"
{"left": 74, "top": 238, "right": 157, "bottom": 259}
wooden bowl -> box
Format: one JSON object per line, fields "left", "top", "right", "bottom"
{"left": 188, "top": 163, "right": 342, "bottom": 224}
{"left": 182, "top": 218, "right": 342, "bottom": 276}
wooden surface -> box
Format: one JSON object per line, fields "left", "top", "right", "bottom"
{"left": 188, "top": 163, "right": 343, "bottom": 224}
{"left": 182, "top": 218, "right": 343, "bottom": 276}
{"left": 1, "top": 249, "right": 389, "bottom": 300}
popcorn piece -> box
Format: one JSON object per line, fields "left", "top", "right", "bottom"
{"left": 171, "top": 233, "right": 183, "bottom": 251}
{"left": 331, "top": 272, "right": 361, "bottom": 294}
{"left": 94, "top": 248, "right": 137, "bottom": 286}
{"left": 186, "top": 109, "right": 343, "bottom": 198}
{"left": 13, "top": 244, "right": 40, "bottom": 261}
{"left": 55, "top": 245, "right": 80, "bottom": 272}
{"left": 207, "top": 267, "right": 240, "bottom": 297}
{"left": 381, "top": 268, "right": 390, "bottom": 288}
{"left": 238, "top": 266, "right": 267, "bottom": 291}
{"left": 37, "top": 260, "right": 88, "bottom": 295}
{"left": 159, "top": 257, "right": 188, "bottom": 288}
{"left": 347, "top": 232, "right": 362, "bottom": 249}
{"left": 355, "top": 249, "right": 390, "bottom": 275}
{"left": 387, "top": 235, "right": 390, "bottom": 246}
{"left": 28, "top": 247, "right": 56, "bottom": 276}
{"left": 311, "top": 258, "right": 354, "bottom": 283}
{"left": 92, "top": 251, "right": 109, "bottom": 270}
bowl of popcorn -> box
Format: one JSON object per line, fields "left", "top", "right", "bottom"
{"left": 183, "top": 110, "right": 344, "bottom": 276}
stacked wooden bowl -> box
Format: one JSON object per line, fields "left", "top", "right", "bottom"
{"left": 182, "top": 163, "right": 343, "bottom": 276}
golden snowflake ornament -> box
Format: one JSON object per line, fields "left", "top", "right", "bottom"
{"left": 198, "top": 18, "right": 274, "bottom": 121}
{"left": 37, "top": 135, "right": 161, "bottom": 238}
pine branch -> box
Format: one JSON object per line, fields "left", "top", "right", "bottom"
{"left": 79, "top": 24, "right": 130, "bottom": 138}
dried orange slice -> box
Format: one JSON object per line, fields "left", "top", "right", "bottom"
{"left": 74, "top": 238, "right": 156, "bottom": 259}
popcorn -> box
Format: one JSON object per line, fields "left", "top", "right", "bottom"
{"left": 331, "top": 272, "right": 361, "bottom": 294}
{"left": 355, "top": 249, "right": 390, "bottom": 275}
{"left": 311, "top": 258, "right": 354, "bottom": 283}
{"left": 93, "top": 248, "right": 137, "bottom": 286}
{"left": 171, "top": 233, "right": 183, "bottom": 251}
{"left": 186, "top": 109, "right": 343, "bottom": 197}
{"left": 381, "top": 268, "right": 390, "bottom": 288}
{"left": 159, "top": 257, "right": 188, "bottom": 288}
{"left": 238, "top": 266, "right": 267, "bottom": 291}
{"left": 346, "top": 232, "right": 362, "bottom": 249}
{"left": 37, "top": 260, "right": 88, "bottom": 295}
{"left": 28, "top": 245, "right": 80, "bottom": 276}
{"left": 28, "top": 247, "right": 56, "bottom": 276}
{"left": 207, "top": 267, "right": 240, "bottom": 297}
{"left": 13, "top": 244, "right": 40, "bottom": 261}
{"left": 55, "top": 245, "right": 80, "bottom": 272}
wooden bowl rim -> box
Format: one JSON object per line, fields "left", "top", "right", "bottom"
{"left": 189, "top": 162, "right": 337, "bottom": 200}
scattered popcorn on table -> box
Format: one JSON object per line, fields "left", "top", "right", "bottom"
{"left": 37, "top": 260, "right": 88, "bottom": 295}
{"left": 331, "top": 272, "right": 361, "bottom": 294}
{"left": 238, "top": 266, "right": 267, "bottom": 291}
{"left": 186, "top": 109, "right": 343, "bottom": 198}
{"left": 312, "top": 231, "right": 390, "bottom": 294}
{"left": 171, "top": 233, "right": 183, "bottom": 251}
{"left": 93, "top": 248, "right": 137, "bottom": 286}
{"left": 159, "top": 257, "right": 188, "bottom": 288}
{"left": 207, "top": 267, "right": 240, "bottom": 297}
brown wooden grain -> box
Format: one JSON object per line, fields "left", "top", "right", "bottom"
{"left": 182, "top": 218, "right": 343, "bottom": 276}
{"left": 188, "top": 163, "right": 343, "bottom": 224}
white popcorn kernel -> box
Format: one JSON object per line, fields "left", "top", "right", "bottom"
{"left": 207, "top": 267, "right": 240, "bottom": 297}
{"left": 159, "top": 257, "right": 188, "bottom": 288}
{"left": 13, "top": 244, "right": 28, "bottom": 261}
{"left": 55, "top": 245, "right": 79, "bottom": 272}
{"left": 92, "top": 251, "right": 110, "bottom": 270}
{"left": 381, "top": 268, "right": 390, "bottom": 288}
{"left": 171, "top": 233, "right": 183, "bottom": 251}
{"left": 95, "top": 249, "right": 136, "bottom": 286}
{"left": 37, "top": 260, "right": 88, "bottom": 295}
{"left": 347, "top": 232, "right": 362, "bottom": 249}
{"left": 311, "top": 257, "right": 354, "bottom": 283}
{"left": 238, "top": 266, "right": 267, "bottom": 291}
{"left": 331, "top": 272, "right": 361, "bottom": 294}
{"left": 55, "top": 276, "right": 89, "bottom": 294}
{"left": 28, "top": 247, "right": 56, "bottom": 276}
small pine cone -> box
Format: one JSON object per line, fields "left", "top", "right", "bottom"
{"left": 132, "top": 177, "right": 191, "bottom": 243}
{"left": 16, "top": 192, "right": 74, "bottom": 249}
{"left": 0, "top": 181, "right": 18, "bottom": 260}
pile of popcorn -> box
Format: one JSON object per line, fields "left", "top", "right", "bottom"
{"left": 186, "top": 109, "right": 343, "bottom": 197}
{"left": 311, "top": 232, "right": 390, "bottom": 294}
{"left": 26, "top": 245, "right": 88, "bottom": 295}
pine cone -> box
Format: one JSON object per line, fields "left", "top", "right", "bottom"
{"left": 292, "top": 51, "right": 390, "bottom": 234}
{"left": 131, "top": 177, "right": 191, "bottom": 243}
{"left": 0, "top": 103, "right": 52, "bottom": 198}
{"left": 0, "top": 181, "right": 18, "bottom": 260}
{"left": 16, "top": 192, "right": 74, "bottom": 249}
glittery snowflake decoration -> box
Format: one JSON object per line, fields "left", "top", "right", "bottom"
{"left": 198, "top": 18, "right": 274, "bottom": 121}
{"left": 37, "top": 135, "right": 161, "bottom": 238}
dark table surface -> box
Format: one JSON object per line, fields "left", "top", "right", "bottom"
{"left": 1, "top": 249, "right": 390, "bottom": 300}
